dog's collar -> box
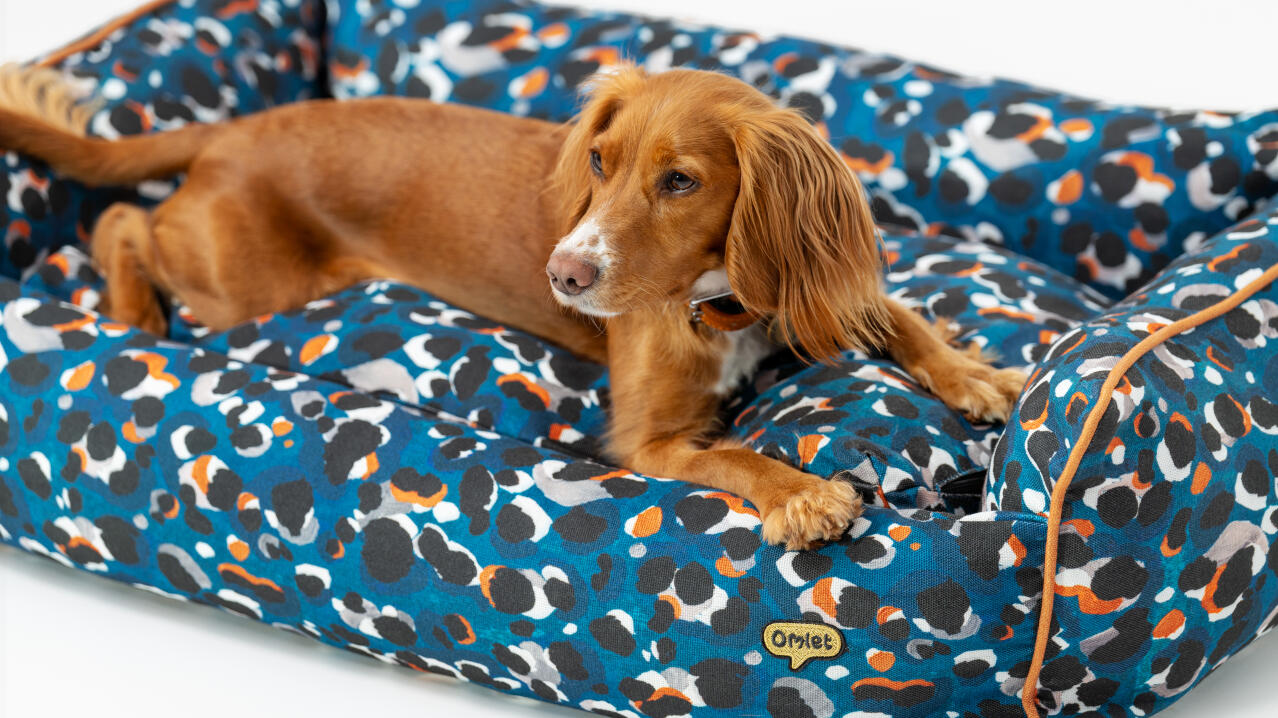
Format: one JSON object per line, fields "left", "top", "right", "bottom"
{"left": 689, "top": 291, "right": 760, "bottom": 332}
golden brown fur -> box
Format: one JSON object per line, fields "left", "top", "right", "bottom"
{"left": 0, "top": 65, "right": 1024, "bottom": 549}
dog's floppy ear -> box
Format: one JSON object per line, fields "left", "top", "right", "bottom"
{"left": 551, "top": 65, "right": 647, "bottom": 232}
{"left": 726, "top": 108, "right": 891, "bottom": 362}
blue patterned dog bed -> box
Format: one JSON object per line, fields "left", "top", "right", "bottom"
{"left": 2, "top": 1, "right": 1278, "bottom": 716}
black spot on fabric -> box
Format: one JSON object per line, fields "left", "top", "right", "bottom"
{"left": 990, "top": 173, "right": 1033, "bottom": 205}
{"left": 938, "top": 168, "right": 969, "bottom": 203}
{"left": 835, "top": 583, "right": 879, "bottom": 628}
{"left": 936, "top": 97, "right": 970, "bottom": 125}
{"left": 637, "top": 555, "right": 676, "bottom": 594}
{"left": 545, "top": 577, "right": 576, "bottom": 611}
{"left": 1134, "top": 203, "right": 1170, "bottom": 234}
{"left": 1166, "top": 639, "right": 1205, "bottom": 691}
{"left": 1094, "top": 232, "right": 1127, "bottom": 267}
{"left": 987, "top": 112, "right": 1038, "bottom": 139}
{"left": 720, "top": 527, "right": 760, "bottom": 561}
{"left": 57, "top": 411, "right": 92, "bottom": 443}
{"left": 548, "top": 354, "right": 605, "bottom": 391}
{"left": 767, "top": 686, "right": 816, "bottom": 718}
{"left": 103, "top": 355, "right": 148, "bottom": 395}
{"left": 502, "top": 446, "right": 542, "bottom": 467}
{"left": 674, "top": 494, "right": 729, "bottom": 534}
{"left": 180, "top": 65, "right": 221, "bottom": 108}
{"left": 157, "top": 553, "right": 201, "bottom": 593}
{"left": 496, "top": 502, "right": 537, "bottom": 543}
{"left": 588, "top": 614, "right": 635, "bottom": 656}
{"left": 1101, "top": 115, "right": 1157, "bottom": 149}
{"left": 219, "top": 565, "right": 285, "bottom": 604}
{"left": 953, "top": 655, "right": 993, "bottom": 679}
{"left": 1077, "top": 677, "right": 1119, "bottom": 707}
{"left": 1137, "top": 476, "right": 1172, "bottom": 526}
{"left": 917, "top": 579, "right": 970, "bottom": 635}
{"left": 109, "top": 462, "right": 140, "bottom": 496}
{"left": 592, "top": 554, "right": 612, "bottom": 592}
{"left": 1088, "top": 608, "right": 1151, "bottom": 664}
{"left": 790, "top": 552, "right": 833, "bottom": 582}
{"left": 1097, "top": 486, "right": 1138, "bottom": 528}
{"left": 738, "top": 576, "right": 763, "bottom": 603}
{"left": 361, "top": 518, "right": 415, "bottom": 584}
{"left": 1199, "top": 490, "right": 1234, "bottom": 529}
{"left": 554, "top": 505, "right": 607, "bottom": 543}
{"left": 1172, "top": 128, "right": 1208, "bottom": 169}
{"left": 845, "top": 535, "right": 889, "bottom": 565}
{"left": 710, "top": 597, "right": 750, "bottom": 636}
{"left": 0, "top": 477, "right": 17, "bottom": 517}
{"left": 488, "top": 567, "right": 536, "bottom": 614}
{"left": 453, "top": 76, "right": 496, "bottom": 103}
{"left": 296, "top": 574, "right": 325, "bottom": 598}
{"left": 655, "top": 636, "right": 676, "bottom": 663}
{"left": 1213, "top": 545, "right": 1254, "bottom": 610}
{"left": 1056, "top": 531, "right": 1094, "bottom": 569}
{"left": 547, "top": 641, "right": 588, "bottom": 681}
{"left": 183, "top": 426, "right": 217, "bottom": 456}
{"left": 322, "top": 420, "right": 383, "bottom": 484}
{"left": 1240, "top": 460, "right": 1269, "bottom": 498}
{"left": 1208, "top": 157, "right": 1241, "bottom": 195}
{"left": 1094, "top": 162, "right": 1138, "bottom": 203}
{"left": 1040, "top": 655, "right": 1087, "bottom": 691}
{"left": 7, "top": 355, "right": 50, "bottom": 386}
{"left": 271, "top": 479, "right": 314, "bottom": 535}
{"left": 689, "top": 659, "right": 747, "bottom": 709}
{"left": 458, "top": 464, "right": 494, "bottom": 534}
{"left": 17, "top": 457, "right": 51, "bottom": 500}
{"left": 674, "top": 561, "right": 714, "bottom": 605}
{"left": 94, "top": 516, "right": 139, "bottom": 564}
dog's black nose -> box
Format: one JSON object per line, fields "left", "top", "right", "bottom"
{"left": 547, "top": 254, "right": 598, "bottom": 296}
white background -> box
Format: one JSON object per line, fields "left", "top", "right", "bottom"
{"left": 2, "top": 1, "right": 1278, "bottom": 716}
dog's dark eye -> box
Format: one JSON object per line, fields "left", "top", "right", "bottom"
{"left": 665, "top": 171, "right": 697, "bottom": 193}
{"left": 589, "top": 150, "right": 604, "bottom": 177}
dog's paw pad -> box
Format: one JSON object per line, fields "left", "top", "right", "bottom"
{"left": 760, "top": 479, "right": 863, "bottom": 551}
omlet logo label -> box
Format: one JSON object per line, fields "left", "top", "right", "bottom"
{"left": 762, "top": 621, "right": 844, "bottom": 670}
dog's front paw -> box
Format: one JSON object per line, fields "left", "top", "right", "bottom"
{"left": 946, "top": 365, "right": 1027, "bottom": 424}
{"left": 760, "top": 478, "right": 863, "bottom": 551}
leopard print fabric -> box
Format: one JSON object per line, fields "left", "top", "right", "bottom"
{"left": 2, "top": 1, "right": 1277, "bottom": 717}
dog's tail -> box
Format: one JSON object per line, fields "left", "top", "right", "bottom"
{"left": 0, "top": 64, "right": 218, "bottom": 186}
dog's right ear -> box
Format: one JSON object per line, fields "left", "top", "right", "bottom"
{"left": 551, "top": 65, "right": 646, "bottom": 232}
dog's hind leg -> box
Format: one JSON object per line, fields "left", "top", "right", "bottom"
{"left": 91, "top": 202, "right": 168, "bottom": 336}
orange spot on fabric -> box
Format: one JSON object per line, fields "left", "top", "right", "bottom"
{"left": 63, "top": 361, "right": 95, "bottom": 391}
{"left": 1191, "top": 462, "right": 1212, "bottom": 495}
{"left": 217, "top": 563, "right": 282, "bottom": 594}
{"left": 191, "top": 455, "right": 213, "bottom": 493}
{"left": 1051, "top": 170, "right": 1084, "bottom": 204}
{"left": 812, "top": 577, "right": 838, "bottom": 617}
{"left": 1063, "top": 519, "right": 1094, "bottom": 537}
{"left": 1152, "top": 609, "right": 1185, "bottom": 638}
{"left": 797, "top": 434, "right": 827, "bottom": 466}
{"left": 134, "top": 352, "right": 180, "bottom": 389}
{"left": 909, "top": 542, "right": 921, "bottom": 551}
{"left": 867, "top": 650, "right": 895, "bottom": 672}
{"left": 390, "top": 481, "right": 447, "bottom": 508}
{"left": 715, "top": 556, "right": 747, "bottom": 578}
{"left": 272, "top": 419, "right": 293, "bottom": 436}
{"left": 1007, "top": 534, "right": 1026, "bottom": 566}
{"left": 842, "top": 150, "right": 895, "bottom": 175}
{"left": 215, "top": 0, "right": 258, "bottom": 19}
{"left": 361, "top": 452, "right": 379, "bottom": 479}
{"left": 876, "top": 606, "right": 900, "bottom": 625}
{"left": 1055, "top": 583, "right": 1123, "bottom": 614}
{"left": 122, "top": 421, "right": 144, "bottom": 444}
{"left": 1205, "top": 345, "right": 1233, "bottom": 371}
{"left": 1207, "top": 243, "right": 1250, "bottom": 272}
{"left": 977, "top": 306, "right": 1037, "bottom": 322}
{"left": 888, "top": 525, "right": 911, "bottom": 542}
{"left": 851, "top": 677, "right": 934, "bottom": 692}
{"left": 630, "top": 506, "right": 662, "bottom": 538}
{"left": 284, "top": 439, "right": 294, "bottom": 448}
{"left": 228, "top": 538, "right": 250, "bottom": 562}
{"left": 1059, "top": 118, "right": 1093, "bottom": 135}
{"left": 657, "top": 593, "right": 681, "bottom": 619}
{"left": 1114, "top": 151, "right": 1174, "bottom": 191}
{"left": 452, "top": 614, "right": 477, "bottom": 644}
{"left": 479, "top": 565, "right": 503, "bottom": 607}
{"left": 300, "top": 334, "right": 335, "bottom": 365}
{"left": 496, "top": 374, "right": 551, "bottom": 409}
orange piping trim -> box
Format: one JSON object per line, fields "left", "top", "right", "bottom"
{"left": 1022, "top": 261, "right": 1278, "bottom": 717}
{"left": 38, "top": 0, "right": 179, "bottom": 68}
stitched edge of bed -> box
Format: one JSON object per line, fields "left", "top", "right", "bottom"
{"left": 1021, "top": 260, "right": 1278, "bottom": 717}
{"left": 38, "top": 0, "right": 178, "bottom": 68}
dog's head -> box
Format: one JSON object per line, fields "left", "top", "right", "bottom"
{"left": 548, "top": 66, "right": 889, "bottom": 361}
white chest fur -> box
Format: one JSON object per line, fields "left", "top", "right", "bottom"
{"left": 692, "top": 269, "right": 776, "bottom": 395}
